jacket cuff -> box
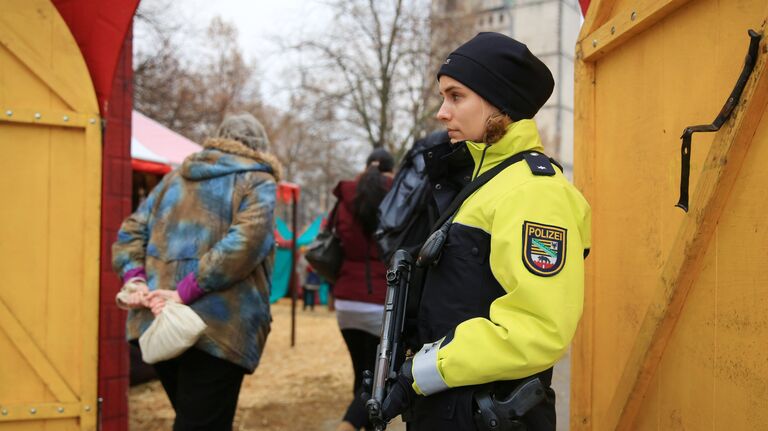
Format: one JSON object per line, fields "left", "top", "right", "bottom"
{"left": 177, "top": 272, "right": 205, "bottom": 304}
{"left": 123, "top": 267, "right": 147, "bottom": 283}
{"left": 412, "top": 338, "right": 450, "bottom": 396}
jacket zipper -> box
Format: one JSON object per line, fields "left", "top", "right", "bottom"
{"left": 472, "top": 144, "right": 489, "bottom": 181}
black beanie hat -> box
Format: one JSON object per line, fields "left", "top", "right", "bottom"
{"left": 437, "top": 32, "right": 554, "bottom": 121}
{"left": 366, "top": 148, "right": 395, "bottom": 173}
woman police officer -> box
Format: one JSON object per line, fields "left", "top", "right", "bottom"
{"left": 378, "top": 32, "right": 591, "bottom": 430}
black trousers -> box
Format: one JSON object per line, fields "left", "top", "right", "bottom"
{"left": 340, "top": 328, "right": 380, "bottom": 430}
{"left": 406, "top": 369, "right": 556, "bottom": 431}
{"left": 153, "top": 347, "right": 246, "bottom": 431}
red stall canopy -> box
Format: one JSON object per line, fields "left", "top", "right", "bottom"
{"left": 131, "top": 110, "right": 202, "bottom": 174}
{"left": 278, "top": 182, "right": 301, "bottom": 203}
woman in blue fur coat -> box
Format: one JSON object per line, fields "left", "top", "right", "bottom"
{"left": 112, "top": 113, "right": 282, "bottom": 430}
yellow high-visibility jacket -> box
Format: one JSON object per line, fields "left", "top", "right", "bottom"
{"left": 412, "top": 119, "right": 591, "bottom": 395}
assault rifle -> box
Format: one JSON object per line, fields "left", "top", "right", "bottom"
{"left": 366, "top": 249, "right": 412, "bottom": 430}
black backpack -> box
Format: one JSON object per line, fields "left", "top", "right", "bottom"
{"left": 375, "top": 131, "right": 448, "bottom": 263}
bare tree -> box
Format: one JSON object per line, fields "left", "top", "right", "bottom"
{"left": 133, "top": 1, "right": 477, "bottom": 227}
{"left": 287, "top": 1, "right": 417, "bottom": 154}
{"left": 133, "top": 2, "right": 359, "bottom": 225}
{"left": 134, "top": 13, "right": 260, "bottom": 144}
{"left": 261, "top": 88, "right": 359, "bottom": 223}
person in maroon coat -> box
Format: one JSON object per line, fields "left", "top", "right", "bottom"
{"left": 333, "top": 148, "right": 395, "bottom": 431}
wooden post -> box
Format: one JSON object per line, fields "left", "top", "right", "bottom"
{"left": 290, "top": 189, "right": 299, "bottom": 347}
{"left": 571, "top": 45, "right": 597, "bottom": 431}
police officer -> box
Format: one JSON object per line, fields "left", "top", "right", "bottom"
{"left": 379, "top": 32, "right": 592, "bottom": 430}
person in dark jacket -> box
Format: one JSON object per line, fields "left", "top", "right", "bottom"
{"left": 333, "top": 148, "right": 395, "bottom": 431}
{"left": 375, "top": 131, "right": 474, "bottom": 354}
{"left": 303, "top": 263, "right": 322, "bottom": 310}
{"left": 376, "top": 130, "right": 474, "bottom": 263}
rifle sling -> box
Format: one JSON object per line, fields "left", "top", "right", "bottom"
{"left": 403, "top": 150, "right": 541, "bottom": 345}
{"left": 428, "top": 150, "right": 534, "bottom": 234}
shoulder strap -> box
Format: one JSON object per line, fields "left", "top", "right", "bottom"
{"left": 326, "top": 200, "right": 340, "bottom": 232}
{"left": 428, "top": 150, "right": 534, "bottom": 232}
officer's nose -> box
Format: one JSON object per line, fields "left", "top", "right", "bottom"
{"left": 436, "top": 100, "right": 451, "bottom": 123}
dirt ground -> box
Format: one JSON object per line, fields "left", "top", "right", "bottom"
{"left": 129, "top": 299, "right": 571, "bottom": 430}
{"left": 129, "top": 299, "right": 405, "bottom": 431}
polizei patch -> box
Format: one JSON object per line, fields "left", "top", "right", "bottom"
{"left": 522, "top": 221, "right": 567, "bottom": 276}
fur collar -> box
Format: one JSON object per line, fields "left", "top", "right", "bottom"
{"left": 203, "top": 138, "right": 283, "bottom": 181}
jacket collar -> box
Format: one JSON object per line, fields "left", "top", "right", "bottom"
{"left": 202, "top": 138, "right": 283, "bottom": 181}
{"left": 466, "top": 119, "right": 545, "bottom": 178}
{"left": 424, "top": 140, "right": 474, "bottom": 182}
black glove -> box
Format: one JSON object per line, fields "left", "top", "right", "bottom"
{"left": 360, "top": 369, "right": 374, "bottom": 403}
{"left": 381, "top": 359, "right": 417, "bottom": 421}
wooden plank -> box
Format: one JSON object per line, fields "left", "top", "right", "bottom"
{"left": 0, "top": 403, "right": 81, "bottom": 421}
{"left": 79, "top": 121, "right": 102, "bottom": 431}
{"left": 0, "top": 3, "right": 101, "bottom": 430}
{"left": 579, "top": 0, "right": 692, "bottom": 61}
{"left": 655, "top": 239, "right": 717, "bottom": 429}
{"left": 571, "top": 47, "right": 597, "bottom": 430}
{"left": 0, "top": 299, "right": 78, "bottom": 402}
{"left": 604, "top": 32, "right": 768, "bottom": 430}
{"left": 579, "top": 0, "right": 618, "bottom": 38}
{"left": 48, "top": 128, "right": 87, "bottom": 397}
{"left": 711, "top": 104, "right": 768, "bottom": 428}
{"left": 0, "top": 17, "right": 89, "bottom": 113}
{"left": 0, "top": 108, "right": 93, "bottom": 128}
{"left": 0, "top": 121, "right": 53, "bottom": 405}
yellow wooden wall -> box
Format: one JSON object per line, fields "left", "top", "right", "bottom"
{"left": 0, "top": 1, "right": 101, "bottom": 429}
{"left": 573, "top": 0, "right": 768, "bottom": 429}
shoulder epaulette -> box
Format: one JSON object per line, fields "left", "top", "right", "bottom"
{"left": 522, "top": 151, "right": 556, "bottom": 176}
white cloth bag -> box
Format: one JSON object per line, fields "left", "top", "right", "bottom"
{"left": 139, "top": 301, "right": 207, "bottom": 364}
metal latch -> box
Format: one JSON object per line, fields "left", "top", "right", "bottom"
{"left": 676, "top": 29, "right": 762, "bottom": 212}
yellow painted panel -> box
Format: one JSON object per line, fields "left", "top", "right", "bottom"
{"left": 643, "top": 236, "right": 717, "bottom": 429}
{"left": 0, "top": 122, "right": 55, "bottom": 404}
{"left": 0, "top": 123, "right": 100, "bottom": 427}
{"left": 571, "top": 58, "right": 596, "bottom": 430}
{"left": 0, "top": 123, "right": 52, "bottom": 341}
{"left": 575, "top": 0, "right": 767, "bottom": 428}
{"left": 47, "top": 127, "right": 89, "bottom": 396}
{"left": 641, "top": 103, "right": 768, "bottom": 431}
{"left": 589, "top": 9, "right": 697, "bottom": 422}
{"left": 711, "top": 109, "right": 768, "bottom": 429}
{"left": 0, "top": 26, "right": 69, "bottom": 113}
{"left": 0, "top": 325, "right": 54, "bottom": 402}
{"left": 0, "top": 1, "right": 101, "bottom": 430}
{"left": 606, "top": 0, "right": 636, "bottom": 16}
{"left": 0, "top": 420, "right": 79, "bottom": 431}
{"left": 633, "top": 370, "right": 660, "bottom": 430}
{"left": 0, "top": 0, "right": 97, "bottom": 112}
{"left": 79, "top": 123, "right": 101, "bottom": 431}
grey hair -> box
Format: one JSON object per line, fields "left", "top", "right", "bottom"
{"left": 216, "top": 113, "right": 270, "bottom": 151}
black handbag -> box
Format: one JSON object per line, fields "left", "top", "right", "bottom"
{"left": 305, "top": 202, "right": 343, "bottom": 283}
